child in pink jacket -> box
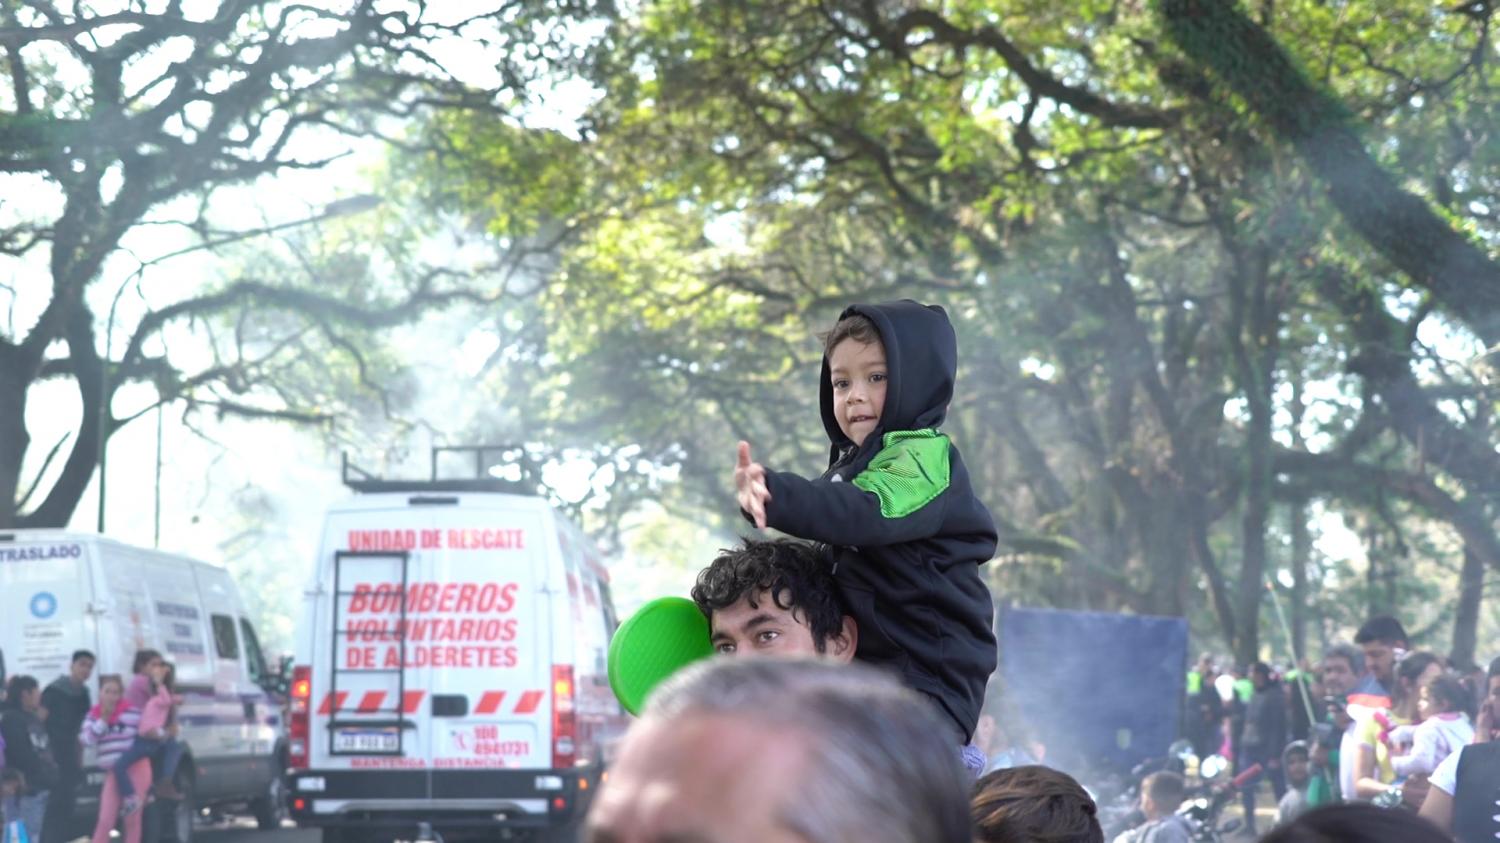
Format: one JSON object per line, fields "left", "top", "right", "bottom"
{"left": 113, "top": 653, "right": 181, "bottom": 816}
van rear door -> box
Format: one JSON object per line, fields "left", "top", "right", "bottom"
{"left": 320, "top": 540, "right": 429, "bottom": 778}
{"left": 316, "top": 495, "right": 550, "bottom": 785}
{"left": 419, "top": 501, "right": 552, "bottom": 785}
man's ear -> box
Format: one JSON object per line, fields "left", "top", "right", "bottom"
{"left": 829, "top": 615, "right": 858, "bottom": 663}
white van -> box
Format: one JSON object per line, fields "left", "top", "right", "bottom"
{"left": 287, "top": 461, "right": 627, "bottom": 842}
{"left": 0, "top": 530, "right": 286, "bottom": 842}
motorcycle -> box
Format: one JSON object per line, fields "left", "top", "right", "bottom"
{"left": 1175, "top": 757, "right": 1261, "bottom": 843}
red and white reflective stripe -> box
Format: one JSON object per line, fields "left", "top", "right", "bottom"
{"left": 318, "top": 689, "right": 427, "bottom": 713}
{"left": 317, "top": 688, "right": 544, "bottom": 715}
{"left": 515, "top": 690, "right": 544, "bottom": 715}
{"left": 473, "top": 689, "right": 545, "bottom": 715}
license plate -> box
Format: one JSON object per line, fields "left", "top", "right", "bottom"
{"left": 333, "top": 728, "right": 399, "bottom": 753}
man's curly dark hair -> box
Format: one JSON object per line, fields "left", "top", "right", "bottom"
{"left": 690, "top": 538, "right": 844, "bottom": 653}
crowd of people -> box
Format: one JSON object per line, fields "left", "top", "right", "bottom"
{"left": 663, "top": 301, "right": 1485, "bottom": 842}
{"left": 584, "top": 655, "right": 1465, "bottom": 843}
{"left": 585, "top": 534, "right": 1498, "bottom": 842}
{"left": 0, "top": 648, "right": 183, "bottom": 843}
{"left": 1182, "top": 614, "right": 1500, "bottom": 839}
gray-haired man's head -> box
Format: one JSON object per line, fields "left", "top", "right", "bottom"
{"left": 585, "top": 657, "right": 973, "bottom": 843}
{"left": 1322, "top": 643, "right": 1365, "bottom": 697}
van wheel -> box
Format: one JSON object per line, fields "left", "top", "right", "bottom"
{"left": 145, "top": 770, "right": 195, "bottom": 843}
{"left": 168, "top": 771, "right": 196, "bottom": 843}
{"left": 250, "top": 764, "right": 288, "bottom": 829}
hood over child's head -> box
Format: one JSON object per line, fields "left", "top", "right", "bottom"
{"left": 819, "top": 300, "right": 957, "bottom": 458}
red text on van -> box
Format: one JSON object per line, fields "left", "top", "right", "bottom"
{"left": 345, "top": 528, "right": 525, "bottom": 551}
{"left": 347, "top": 582, "right": 519, "bottom": 614}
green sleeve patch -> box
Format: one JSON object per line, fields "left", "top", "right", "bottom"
{"left": 852, "top": 429, "right": 951, "bottom": 519}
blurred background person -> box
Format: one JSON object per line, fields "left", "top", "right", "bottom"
{"left": 1237, "top": 662, "right": 1287, "bottom": 834}
{"left": 1263, "top": 802, "right": 1448, "bottom": 843}
{"left": 972, "top": 764, "right": 1103, "bottom": 843}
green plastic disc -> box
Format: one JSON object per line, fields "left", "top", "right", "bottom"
{"left": 608, "top": 596, "right": 714, "bottom": 715}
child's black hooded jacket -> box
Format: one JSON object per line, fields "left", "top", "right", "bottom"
{"left": 758, "top": 300, "right": 998, "bottom": 740}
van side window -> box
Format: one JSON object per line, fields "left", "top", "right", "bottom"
{"left": 211, "top": 614, "right": 241, "bottom": 660}
{"left": 239, "top": 618, "right": 268, "bottom": 685}
{"left": 598, "top": 581, "right": 619, "bottom": 633}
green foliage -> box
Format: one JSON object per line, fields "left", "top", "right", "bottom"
{"left": 399, "top": 0, "right": 1500, "bottom": 661}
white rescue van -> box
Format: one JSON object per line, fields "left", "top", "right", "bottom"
{"left": 0, "top": 531, "right": 286, "bottom": 842}
{"left": 287, "top": 461, "right": 627, "bottom": 842}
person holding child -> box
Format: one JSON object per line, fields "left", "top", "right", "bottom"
{"left": 1352, "top": 650, "right": 1444, "bottom": 806}
{"left": 115, "top": 653, "right": 181, "bottom": 817}
{"left": 733, "top": 301, "right": 998, "bottom": 767}
{"left": 80, "top": 675, "right": 146, "bottom": 843}
{"left": 1388, "top": 673, "right": 1474, "bottom": 780}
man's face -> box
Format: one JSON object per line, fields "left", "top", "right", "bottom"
{"left": 710, "top": 590, "right": 831, "bottom": 660}
{"left": 1321, "top": 655, "right": 1356, "bottom": 697}
{"left": 1362, "top": 640, "right": 1403, "bottom": 686}
{"left": 829, "top": 339, "right": 887, "bottom": 448}
{"left": 70, "top": 657, "right": 95, "bottom": 684}
{"left": 586, "top": 713, "right": 813, "bottom": 843}
{"left": 1310, "top": 743, "right": 1330, "bottom": 771}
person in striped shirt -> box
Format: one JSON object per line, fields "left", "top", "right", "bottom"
{"left": 80, "top": 675, "right": 147, "bottom": 843}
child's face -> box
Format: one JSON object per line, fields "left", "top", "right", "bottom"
{"left": 99, "top": 681, "right": 123, "bottom": 710}
{"left": 1286, "top": 753, "right": 1310, "bottom": 787}
{"left": 1418, "top": 685, "right": 1435, "bottom": 720}
{"left": 829, "top": 339, "right": 887, "bottom": 447}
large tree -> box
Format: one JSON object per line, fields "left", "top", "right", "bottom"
{"left": 0, "top": 0, "right": 592, "bottom": 527}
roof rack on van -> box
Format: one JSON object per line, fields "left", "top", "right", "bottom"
{"left": 342, "top": 446, "right": 543, "bottom": 496}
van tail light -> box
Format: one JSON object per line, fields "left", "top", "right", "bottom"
{"left": 289, "top": 665, "right": 311, "bottom": 770}
{"left": 552, "top": 664, "right": 576, "bottom": 769}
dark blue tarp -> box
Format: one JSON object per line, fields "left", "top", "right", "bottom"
{"left": 999, "top": 606, "right": 1188, "bottom": 775}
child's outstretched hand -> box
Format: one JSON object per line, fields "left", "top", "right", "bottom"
{"left": 735, "top": 441, "right": 772, "bottom": 528}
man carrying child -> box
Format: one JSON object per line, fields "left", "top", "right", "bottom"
{"left": 734, "top": 301, "right": 997, "bottom": 763}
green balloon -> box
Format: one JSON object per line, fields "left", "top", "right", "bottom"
{"left": 608, "top": 596, "right": 715, "bottom": 715}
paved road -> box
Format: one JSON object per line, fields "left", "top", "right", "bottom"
{"left": 198, "top": 820, "right": 319, "bottom": 843}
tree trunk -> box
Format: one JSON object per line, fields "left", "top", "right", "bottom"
{"left": 1157, "top": 0, "right": 1500, "bottom": 346}
{"left": 1453, "top": 544, "right": 1484, "bottom": 671}
{"left": 1290, "top": 496, "right": 1309, "bottom": 663}
{"left": 22, "top": 308, "right": 105, "bottom": 528}
{"left": 1235, "top": 413, "right": 1270, "bottom": 667}
{"left": 1365, "top": 525, "right": 1385, "bottom": 618}
{"left": 0, "top": 345, "right": 31, "bottom": 529}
